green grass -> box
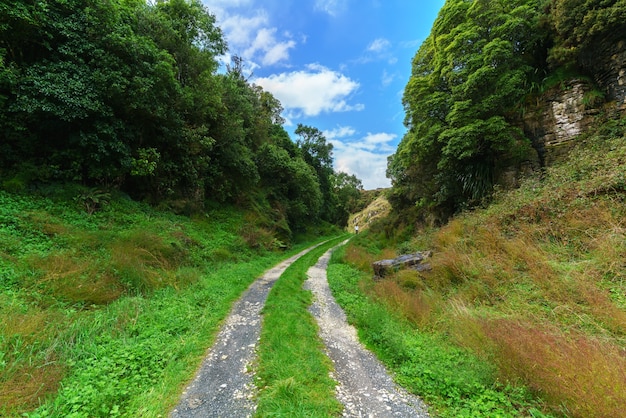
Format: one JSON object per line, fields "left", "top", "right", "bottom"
{"left": 326, "top": 250, "right": 546, "bottom": 418}
{"left": 255, "top": 236, "right": 349, "bottom": 417}
{"left": 0, "top": 188, "right": 340, "bottom": 417}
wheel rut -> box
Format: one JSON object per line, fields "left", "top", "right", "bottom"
{"left": 304, "top": 243, "right": 429, "bottom": 417}
{"left": 170, "top": 244, "right": 323, "bottom": 418}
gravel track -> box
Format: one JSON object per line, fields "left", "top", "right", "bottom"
{"left": 304, "top": 242, "right": 430, "bottom": 417}
{"left": 170, "top": 243, "right": 323, "bottom": 418}
{"left": 170, "top": 240, "right": 430, "bottom": 417}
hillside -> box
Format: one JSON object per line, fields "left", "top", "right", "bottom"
{"left": 347, "top": 191, "right": 391, "bottom": 234}
{"left": 331, "top": 118, "right": 626, "bottom": 417}
{"left": 3, "top": 1, "right": 626, "bottom": 416}
{"left": 391, "top": 0, "right": 626, "bottom": 222}
{"left": 0, "top": 0, "right": 363, "bottom": 238}
{"left": 0, "top": 188, "right": 339, "bottom": 416}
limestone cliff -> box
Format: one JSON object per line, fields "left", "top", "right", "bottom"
{"left": 521, "top": 37, "right": 625, "bottom": 168}
{"left": 522, "top": 80, "right": 600, "bottom": 166}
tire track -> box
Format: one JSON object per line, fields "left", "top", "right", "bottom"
{"left": 170, "top": 243, "right": 324, "bottom": 418}
{"left": 304, "top": 243, "right": 430, "bottom": 417}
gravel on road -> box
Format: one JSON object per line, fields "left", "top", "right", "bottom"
{"left": 304, "top": 242, "right": 430, "bottom": 418}
{"left": 170, "top": 244, "right": 323, "bottom": 418}
{"left": 170, "top": 240, "right": 430, "bottom": 417}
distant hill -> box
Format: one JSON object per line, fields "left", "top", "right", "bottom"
{"left": 347, "top": 191, "right": 391, "bottom": 233}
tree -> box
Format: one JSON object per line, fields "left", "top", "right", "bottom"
{"left": 331, "top": 172, "right": 363, "bottom": 226}
{"left": 256, "top": 141, "right": 322, "bottom": 231}
{"left": 393, "top": 0, "right": 542, "bottom": 219}
{"left": 547, "top": 0, "right": 626, "bottom": 68}
{"left": 294, "top": 124, "right": 335, "bottom": 221}
{"left": 0, "top": 0, "right": 226, "bottom": 199}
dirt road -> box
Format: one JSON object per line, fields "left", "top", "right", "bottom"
{"left": 170, "top": 244, "right": 323, "bottom": 418}
{"left": 170, "top": 240, "right": 429, "bottom": 417}
{"left": 305, "top": 243, "right": 429, "bottom": 417}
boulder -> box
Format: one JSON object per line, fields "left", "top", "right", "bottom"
{"left": 372, "top": 252, "right": 432, "bottom": 279}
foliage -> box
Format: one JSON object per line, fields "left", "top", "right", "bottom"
{"left": 0, "top": 189, "right": 340, "bottom": 417}
{"left": 73, "top": 187, "right": 111, "bottom": 215}
{"left": 392, "top": 0, "right": 544, "bottom": 220}
{"left": 256, "top": 142, "right": 322, "bottom": 231}
{"left": 295, "top": 124, "right": 337, "bottom": 222}
{"left": 0, "top": 0, "right": 363, "bottom": 234}
{"left": 331, "top": 171, "right": 364, "bottom": 226}
{"left": 547, "top": 0, "right": 626, "bottom": 68}
{"left": 327, "top": 251, "right": 543, "bottom": 417}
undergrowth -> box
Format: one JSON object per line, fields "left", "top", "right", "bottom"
{"left": 0, "top": 188, "right": 337, "bottom": 417}
{"left": 328, "top": 119, "right": 626, "bottom": 417}
{"left": 327, "top": 248, "right": 545, "bottom": 417}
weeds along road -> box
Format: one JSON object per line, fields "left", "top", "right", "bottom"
{"left": 170, "top": 240, "right": 429, "bottom": 417}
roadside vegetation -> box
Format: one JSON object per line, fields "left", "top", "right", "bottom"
{"left": 0, "top": 187, "right": 339, "bottom": 417}
{"left": 255, "top": 237, "right": 348, "bottom": 417}
{"left": 3, "top": 1, "right": 626, "bottom": 417}
{"left": 1, "top": 2, "right": 364, "bottom": 414}
{"left": 328, "top": 119, "right": 626, "bottom": 417}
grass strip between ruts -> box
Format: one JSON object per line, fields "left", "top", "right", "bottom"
{"left": 255, "top": 235, "right": 349, "bottom": 417}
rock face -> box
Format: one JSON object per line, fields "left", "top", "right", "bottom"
{"left": 523, "top": 79, "right": 599, "bottom": 166}
{"left": 582, "top": 37, "right": 626, "bottom": 111}
{"left": 348, "top": 194, "right": 391, "bottom": 233}
{"left": 372, "top": 252, "right": 432, "bottom": 279}
{"left": 520, "top": 38, "right": 626, "bottom": 169}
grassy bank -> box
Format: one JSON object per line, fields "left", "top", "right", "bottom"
{"left": 327, "top": 250, "right": 543, "bottom": 417}
{"left": 327, "top": 120, "right": 626, "bottom": 417}
{"left": 0, "top": 188, "right": 337, "bottom": 417}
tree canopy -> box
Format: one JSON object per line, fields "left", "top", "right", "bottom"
{"left": 391, "top": 0, "right": 542, "bottom": 219}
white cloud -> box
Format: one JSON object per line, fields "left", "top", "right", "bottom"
{"left": 360, "top": 132, "right": 396, "bottom": 152}
{"left": 353, "top": 38, "right": 397, "bottom": 65}
{"left": 253, "top": 65, "right": 363, "bottom": 117}
{"left": 367, "top": 38, "right": 391, "bottom": 53}
{"left": 314, "top": 0, "right": 349, "bottom": 16}
{"left": 326, "top": 130, "right": 396, "bottom": 189}
{"left": 332, "top": 142, "right": 392, "bottom": 190}
{"left": 324, "top": 126, "right": 357, "bottom": 140}
{"left": 382, "top": 69, "right": 395, "bottom": 87}
{"left": 202, "top": 1, "right": 295, "bottom": 67}
{"left": 244, "top": 27, "right": 296, "bottom": 66}
{"left": 400, "top": 39, "right": 424, "bottom": 49}
{"left": 220, "top": 12, "right": 268, "bottom": 45}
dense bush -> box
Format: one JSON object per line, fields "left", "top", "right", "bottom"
{"left": 0, "top": 0, "right": 362, "bottom": 237}
{"left": 391, "top": 0, "right": 625, "bottom": 223}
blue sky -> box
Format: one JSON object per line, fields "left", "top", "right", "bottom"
{"left": 202, "top": 0, "right": 446, "bottom": 189}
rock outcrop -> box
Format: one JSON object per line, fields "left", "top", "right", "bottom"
{"left": 520, "top": 38, "right": 625, "bottom": 169}
{"left": 372, "top": 252, "right": 432, "bottom": 279}
{"left": 348, "top": 194, "right": 391, "bottom": 233}
{"left": 523, "top": 79, "right": 600, "bottom": 166}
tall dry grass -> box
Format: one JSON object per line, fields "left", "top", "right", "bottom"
{"left": 343, "top": 243, "right": 396, "bottom": 273}
{"left": 0, "top": 306, "right": 66, "bottom": 413}
{"left": 29, "top": 253, "right": 124, "bottom": 305}
{"left": 372, "top": 277, "right": 437, "bottom": 328}
{"left": 483, "top": 320, "right": 626, "bottom": 418}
